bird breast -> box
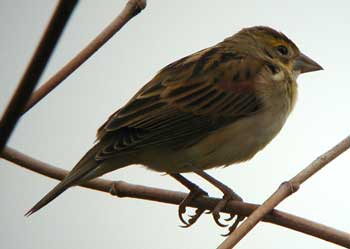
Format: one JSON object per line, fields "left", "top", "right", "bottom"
{"left": 184, "top": 91, "right": 293, "bottom": 171}
{"left": 139, "top": 93, "right": 292, "bottom": 173}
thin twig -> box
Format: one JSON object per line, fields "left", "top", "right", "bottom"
{"left": 0, "top": 0, "right": 78, "bottom": 153}
{"left": 218, "top": 135, "right": 350, "bottom": 249}
{"left": 22, "top": 0, "right": 147, "bottom": 114}
{"left": 1, "top": 146, "right": 349, "bottom": 248}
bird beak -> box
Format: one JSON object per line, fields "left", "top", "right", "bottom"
{"left": 294, "top": 53, "right": 323, "bottom": 74}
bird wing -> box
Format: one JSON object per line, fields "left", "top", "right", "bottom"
{"left": 95, "top": 46, "right": 264, "bottom": 160}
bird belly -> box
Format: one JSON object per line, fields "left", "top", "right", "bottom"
{"left": 184, "top": 108, "right": 290, "bottom": 171}
{"left": 139, "top": 97, "right": 291, "bottom": 173}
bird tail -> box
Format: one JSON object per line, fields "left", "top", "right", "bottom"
{"left": 25, "top": 142, "right": 125, "bottom": 216}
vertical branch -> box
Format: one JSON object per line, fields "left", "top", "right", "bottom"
{"left": 0, "top": 0, "right": 78, "bottom": 153}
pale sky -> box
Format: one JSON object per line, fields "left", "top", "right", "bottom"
{"left": 1, "top": 1, "right": 349, "bottom": 249}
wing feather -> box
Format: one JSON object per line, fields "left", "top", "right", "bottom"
{"left": 95, "top": 45, "right": 265, "bottom": 160}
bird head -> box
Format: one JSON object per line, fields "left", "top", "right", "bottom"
{"left": 233, "top": 26, "right": 323, "bottom": 79}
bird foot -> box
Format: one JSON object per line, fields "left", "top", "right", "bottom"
{"left": 178, "top": 186, "right": 208, "bottom": 228}
{"left": 208, "top": 189, "right": 244, "bottom": 234}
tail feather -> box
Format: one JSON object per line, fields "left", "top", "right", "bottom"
{"left": 25, "top": 159, "right": 98, "bottom": 216}
{"left": 26, "top": 138, "right": 132, "bottom": 216}
{"left": 25, "top": 143, "right": 105, "bottom": 216}
{"left": 25, "top": 178, "right": 77, "bottom": 216}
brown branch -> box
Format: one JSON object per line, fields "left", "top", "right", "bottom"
{"left": 22, "top": 0, "right": 147, "bottom": 114}
{"left": 218, "top": 135, "right": 350, "bottom": 249}
{"left": 0, "top": 0, "right": 78, "bottom": 153}
{"left": 1, "top": 146, "right": 349, "bottom": 248}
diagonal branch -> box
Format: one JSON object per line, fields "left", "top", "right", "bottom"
{"left": 0, "top": 0, "right": 78, "bottom": 153}
{"left": 218, "top": 135, "right": 350, "bottom": 249}
{"left": 22, "top": 0, "right": 147, "bottom": 114}
{"left": 1, "top": 146, "right": 349, "bottom": 248}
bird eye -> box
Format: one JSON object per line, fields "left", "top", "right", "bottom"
{"left": 276, "top": 45, "right": 289, "bottom": 55}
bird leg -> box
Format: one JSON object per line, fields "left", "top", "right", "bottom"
{"left": 170, "top": 173, "right": 208, "bottom": 227}
{"left": 194, "top": 170, "right": 244, "bottom": 233}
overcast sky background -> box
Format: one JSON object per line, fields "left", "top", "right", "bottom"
{"left": 1, "top": 1, "right": 349, "bottom": 249}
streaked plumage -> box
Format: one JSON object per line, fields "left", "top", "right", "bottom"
{"left": 26, "top": 26, "right": 322, "bottom": 219}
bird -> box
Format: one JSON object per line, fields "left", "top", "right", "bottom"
{"left": 26, "top": 26, "right": 322, "bottom": 231}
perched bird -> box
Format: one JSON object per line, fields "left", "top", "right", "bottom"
{"left": 26, "top": 26, "right": 322, "bottom": 230}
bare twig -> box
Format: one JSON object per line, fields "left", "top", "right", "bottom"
{"left": 218, "top": 135, "right": 350, "bottom": 249}
{"left": 0, "top": 0, "right": 78, "bottom": 153}
{"left": 1, "top": 146, "right": 349, "bottom": 248}
{"left": 22, "top": 0, "right": 147, "bottom": 114}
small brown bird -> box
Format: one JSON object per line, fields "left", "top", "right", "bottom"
{"left": 26, "top": 26, "right": 322, "bottom": 230}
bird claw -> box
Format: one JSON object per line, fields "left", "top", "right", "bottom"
{"left": 213, "top": 211, "right": 229, "bottom": 227}
{"left": 178, "top": 187, "right": 208, "bottom": 227}
{"left": 179, "top": 208, "right": 206, "bottom": 228}
{"left": 221, "top": 215, "right": 245, "bottom": 236}
{"left": 224, "top": 213, "right": 236, "bottom": 222}
{"left": 211, "top": 191, "right": 243, "bottom": 229}
{"left": 178, "top": 206, "right": 190, "bottom": 226}
{"left": 174, "top": 171, "right": 244, "bottom": 234}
